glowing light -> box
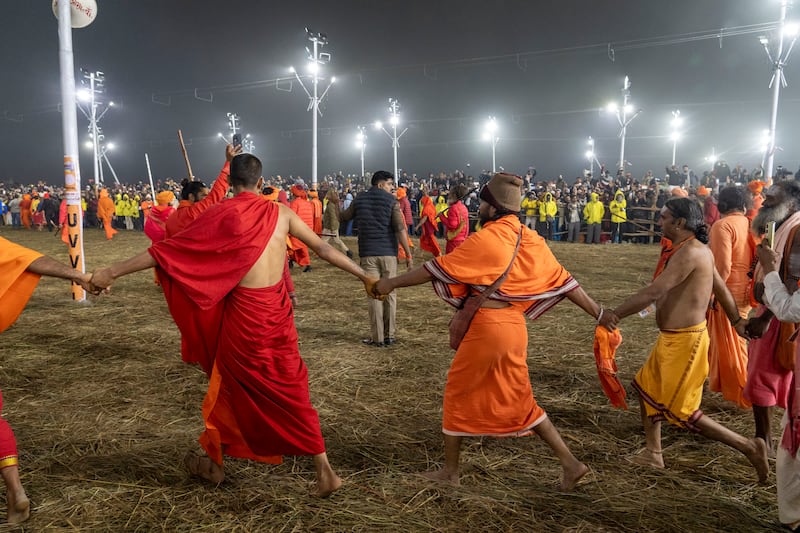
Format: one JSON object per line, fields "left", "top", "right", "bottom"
{"left": 289, "top": 66, "right": 296, "bottom": 73}
{"left": 784, "top": 22, "right": 799, "bottom": 37}
{"left": 307, "top": 62, "right": 319, "bottom": 74}
{"left": 623, "top": 104, "right": 634, "bottom": 114}
{"left": 389, "top": 115, "right": 399, "bottom": 126}
{"left": 107, "top": 142, "right": 115, "bottom": 150}
{"left": 606, "top": 102, "right": 618, "bottom": 113}
{"left": 77, "top": 89, "right": 91, "bottom": 102}
{"left": 670, "top": 132, "right": 681, "bottom": 142}
{"left": 85, "top": 141, "right": 93, "bottom": 148}
{"left": 585, "top": 150, "right": 594, "bottom": 159}
{"left": 330, "top": 76, "right": 336, "bottom": 83}
{"left": 373, "top": 120, "right": 382, "bottom": 130}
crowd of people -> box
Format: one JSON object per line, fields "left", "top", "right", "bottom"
{"left": 1, "top": 150, "right": 800, "bottom": 529}
{"left": 0, "top": 159, "right": 787, "bottom": 247}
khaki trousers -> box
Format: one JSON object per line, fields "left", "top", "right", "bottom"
{"left": 361, "top": 255, "right": 397, "bottom": 343}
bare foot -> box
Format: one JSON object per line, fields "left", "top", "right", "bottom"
{"left": 420, "top": 468, "right": 460, "bottom": 486}
{"left": 313, "top": 470, "right": 342, "bottom": 498}
{"left": 627, "top": 448, "right": 665, "bottom": 469}
{"left": 560, "top": 462, "right": 590, "bottom": 492}
{"left": 7, "top": 487, "right": 30, "bottom": 525}
{"left": 746, "top": 438, "right": 769, "bottom": 484}
{"left": 184, "top": 451, "right": 225, "bottom": 484}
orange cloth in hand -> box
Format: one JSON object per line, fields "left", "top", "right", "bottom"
{"left": 593, "top": 326, "right": 627, "bottom": 409}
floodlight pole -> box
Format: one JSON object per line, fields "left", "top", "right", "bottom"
{"left": 610, "top": 76, "right": 642, "bottom": 173}
{"left": 376, "top": 98, "right": 408, "bottom": 179}
{"left": 587, "top": 136, "right": 595, "bottom": 177}
{"left": 762, "top": 1, "right": 797, "bottom": 185}
{"left": 356, "top": 126, "right": 366, "bottom": 177}
{"left": 291, "top": 30, "right": 334, "bottom": 189}
{"left": 670, "top": 110, "right": 681, "bottom": 168}
{"left": 484, "top": 116, "right": 499, "bottom": 174}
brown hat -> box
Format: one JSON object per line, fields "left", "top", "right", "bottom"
{"left": 480, "top": 172, "right": 523, "bottom": 212}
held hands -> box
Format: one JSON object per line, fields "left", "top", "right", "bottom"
{"left": 76, "top": 272, "right": 104, "bottom": 295}
{"left": 744, "top": 314, "right": 769, "bottom": 339}
{"left": 89, "top": 267, "right": 115, "bottom": 293}
{"left": 363, "top": 277, "right": 385, "bottom": 300}
{"left": 598, "top": 308, "right": 620, "bottom": 331}
{"left": 734, "top": 319, "right": 750, "bottom": 340}
{"left": 756, "top": 242, "right": 780, "bottom": 274}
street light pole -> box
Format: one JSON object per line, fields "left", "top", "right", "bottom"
{"left": 290, "top": 29, "right": 335, "bottom": 189}
{"left": 670, "top": 109, "right": 682, "bottom": 168}
{"left": 586, "top": 136, "right": 595, "bottom": 178}
{"left": 606, "top": 75, "right": 642, "bottom": 173}
{"left": 374, "top": 98, "right": 408, "bottom": 179}
{"left": 482, "top": 116, "right": 499, "bottom": 173}
{"left": 355, "top": 126, "right": 366, "bottom": 177}
{"left": 760, "top": 2, "right": 798, "bottom": 185}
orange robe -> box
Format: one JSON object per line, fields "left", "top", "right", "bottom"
{"left": 419, "top": 196, "right": 441, "bottom": 257}
{"left": 424, "top": 216, "right": 578, "bottom": 436}
{"left": 0, "top": 237, "right": 41, "bottom": 467}
{"left": 707, "top": 213, "right": 753, "bottom": 408}
{"left": 0, "top": 237, "right": 43, "bottom": 333}
{"left": 97, "top": 190, "right": 118, "bottom": 240}
{"left": 288, "top": 192, "right": 314, "bottom": 267}
{"left": 18, "top": 196, "right": 32, "bottom": 229}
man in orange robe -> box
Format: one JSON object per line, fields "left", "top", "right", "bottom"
{"left": 707, "top": 186, "right": 754, "bottom": 408}
{"left": 415, "top": 195, "right": 441, "bottom": 257}
{"left": 90, "top": 153, "right": 378, "bottom": 497}
{"left": 96, "top": 189, "right": 117, "bottom": 240}
{"left": 18, "top": 195, "right": 31, "bottom": 230}
{"left": 374, "top": 173, "right": 604, "bottom": 490}
{"left": 1, "top": 236, "right": 94, "bottom": 523}
{"left": 289, "top": 184, "right": 314, "bottom": 272}
{"left": 309, "top": 190, "right": 323, "bottom": 236}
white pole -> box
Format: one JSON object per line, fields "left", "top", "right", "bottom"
{"left": 311, "top": 39, "right": 319, "bottom": 189}
{"left": 360, "top": 144, "right": 365, "bottom": 178}
{"left": 619, "top": 77, "right": 629, "bottom": 172}
{"left": 766, "top": 1, "right": 789, "bottom": 185}
{"left": 145, "top": 153, "right": 156, "bottom": 199}
{"left": 90, "top": 74, "right": 101, "bottom": 186}
{"left": 102, "top": 152, "right": 120, "bottom": 185}
{"left": 57, "top": 0, "right": 86, "bottom": 301}
{"left": 491, "top": 137, "right": 496, "bottom": 174}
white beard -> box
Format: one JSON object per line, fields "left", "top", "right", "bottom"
{"left": 753, "top": 202, "right": 793, "bottom": 234}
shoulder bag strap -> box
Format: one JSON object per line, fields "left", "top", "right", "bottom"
{"left": 470, "top": 225, "right": 523, "bottom": 305}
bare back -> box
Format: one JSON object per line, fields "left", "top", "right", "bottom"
{"left": 239, "top": 204, "right": 304, "bottom": 289}
{"left": 655, "top": 239, "right": 714, "bottom": 329}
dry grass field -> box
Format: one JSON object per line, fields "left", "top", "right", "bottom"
{"left": 0, "top": 226, "right": 786, "bottom": 532}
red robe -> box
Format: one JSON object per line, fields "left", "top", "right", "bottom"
{"left": 149, "top": 192, "right": 324, "bottom": 464}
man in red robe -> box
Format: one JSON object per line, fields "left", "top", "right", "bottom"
{"left": 90, "top": 150, "right": 378, "bottom": 497}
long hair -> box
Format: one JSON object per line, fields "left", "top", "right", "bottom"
{"left": 664, "top": 197, "right": 709, "bottom": 244}
{"left": 179, "top": 179, "right": 207, "bottom": 201}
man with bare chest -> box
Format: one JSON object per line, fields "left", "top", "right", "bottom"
{"left": 600, "top": 198, "right": 769, "bottom": 483}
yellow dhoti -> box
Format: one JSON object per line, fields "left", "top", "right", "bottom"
{"left": 632, "top": 321, "right": 709, "bottom": 431}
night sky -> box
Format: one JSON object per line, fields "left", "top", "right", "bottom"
{"left": 1, "top": 1, "right": 797, "bottom": 185}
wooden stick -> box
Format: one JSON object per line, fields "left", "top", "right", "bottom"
{"left": 177, "top": 129, "right": 194, "bottom": 181}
